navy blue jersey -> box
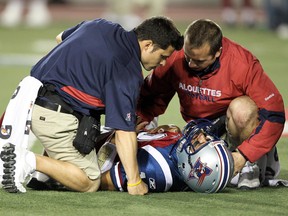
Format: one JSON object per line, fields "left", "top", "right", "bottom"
{"left": 109, "top": 131, "right": 190, "bottom": 192}
{"left": 31, "top": 19, "right": 143, "bottom": 131}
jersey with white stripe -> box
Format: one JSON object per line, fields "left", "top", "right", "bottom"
{"left": 109, "top": 131, "right": 190, "bottom": 192}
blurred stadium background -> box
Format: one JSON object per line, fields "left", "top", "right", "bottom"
{"left": 0, "top": 0, "right": 286, "bottom": 131}
{"left": 0, "top": 0, "right": 266, "bottom": 25}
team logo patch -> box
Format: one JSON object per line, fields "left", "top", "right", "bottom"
{"left": 125, "top": 112, "right": 131, "bottom": 122}
{"left": 188, "top": 157, "right": 212, "bottom": 186}
{"left": 149, "top": 178, "right": 156, "bottom": 190}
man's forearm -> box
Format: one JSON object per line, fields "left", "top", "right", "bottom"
{"left": 114, "top": 130, "right": 141, "bottom": 183}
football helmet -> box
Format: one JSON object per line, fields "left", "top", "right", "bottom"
{"left": 176, "top": 119, "right": 234, "bottom": 193}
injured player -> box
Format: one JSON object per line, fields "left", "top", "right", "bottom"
{"left": 27, "top": 119, "right": 234, "bottom": 193}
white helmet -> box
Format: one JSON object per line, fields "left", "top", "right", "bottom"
{"left": 176, "top": 119, "right": 234, "bottom": 193}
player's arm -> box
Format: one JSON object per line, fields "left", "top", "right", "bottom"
{"left": 114, "top": 130, "right": 148, "bottom": 195}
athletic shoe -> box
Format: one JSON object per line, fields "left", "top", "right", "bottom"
{"left": 97, "top": 142, "right": 117, "bottom": 173}
{"left": 0, "top": 143, "right": 36, "bottom": 193}
{"left": 27, "top": 176, "right": 67, "bottom": 191}
{"left": 237, "top": 162, "right": 260, "bottom": 190}
{"left": 26, "top": 177, "right": 52, "bottom": 190}
{"left": 26, "top": 171, "right": 66, "bottom": 191}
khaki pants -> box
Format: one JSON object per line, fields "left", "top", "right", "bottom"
{"left": 31, "top": 104, "right": 100, "bottom": 180}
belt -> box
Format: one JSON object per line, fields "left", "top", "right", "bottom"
{"left": 35, "top": 97, "right": 74, "bottom": 115}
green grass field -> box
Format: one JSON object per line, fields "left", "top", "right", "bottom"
{"left": 0, "top": 22, "right": 288, "bottom": 216}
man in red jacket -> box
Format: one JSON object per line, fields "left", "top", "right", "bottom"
{"left": 137, "top": 19, "right": 285, "bottom": 189}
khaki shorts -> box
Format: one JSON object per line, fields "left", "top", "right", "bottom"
{"left": 31, "top": 104, "right": 100, "bottom": 180}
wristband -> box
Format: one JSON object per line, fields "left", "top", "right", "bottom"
{"left": 127, "top": 179, "right": 142, "bottom": 187}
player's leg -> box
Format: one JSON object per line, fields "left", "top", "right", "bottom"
{"left": 100, "top": 171, "right": 116, "bottom": 191}
{"left": 107, "top": 146, "right": 172, "bottom": 192}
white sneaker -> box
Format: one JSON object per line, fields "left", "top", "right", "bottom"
{"left": 97, "top": 142, "right": 117, "bottom": 173}
{"left": 237, "top": 162, "right": 260, "bottom": 190}
{"left": 0, "top": 143, "right": 36, "bottom": 193}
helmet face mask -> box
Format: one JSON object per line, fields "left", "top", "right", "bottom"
{"left": 176, "top": 119, "right": 234, "bottom": 193}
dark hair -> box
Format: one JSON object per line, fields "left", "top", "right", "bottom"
{"left": 184, "top": 19, "right": 222, "bottom": 56}
{"left": 134, "top": 16, "right": 183, "bottom": 51}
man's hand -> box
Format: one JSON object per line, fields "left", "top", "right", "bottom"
{"left": 127, "top": 180, "right": 148, "bottom": 195}
{"left": 232, "top": 151, "right": 247, "bottom": 176}
{"left": 136, "top": 121, "right": 149, "bottom": 133}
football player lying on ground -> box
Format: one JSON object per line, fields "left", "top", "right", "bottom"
{"left": 27, "top": 119, "right": 234, "bottom": 193}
